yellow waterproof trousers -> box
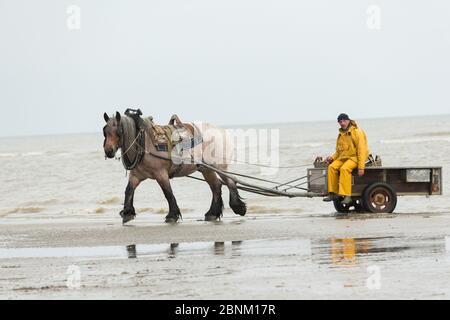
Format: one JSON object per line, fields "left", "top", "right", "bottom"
{"left": 327, "top": 159, "right": 358, "bottom": 196}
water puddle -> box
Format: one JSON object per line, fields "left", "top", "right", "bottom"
{"left": 0, "top": 239, "right": 311, "bottom": 260}
{"left": 312, "top": 236, "right": 448, "bottom": 266}
{"left": 0, "top": 236, "right": 448, "bottom": 266}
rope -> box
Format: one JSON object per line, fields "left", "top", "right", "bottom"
{"left": 186, "top": 175, "right": 308, "bottom": 196}
{"left": 121, "top": 129, "right": 143, "bottom": 159}
{"left": 229, "top": 159, "right": 312, "bottom": 169}
{"left": 119, "top": 120, "right": 319, "bottom": 197}
{"left": 282, "top": 174, "right": 326, "bottom": 192}
{"left": 132, "top": 137, "right": 317, "bottom": 193}
{"left": 125, "top": 121, "right": 312, "bottom": 169}
{"left": 214, "top": 169, "right": 308, "bottom": 191}
{"left": 198, "top": 161, "right": 322, "bottom": 198}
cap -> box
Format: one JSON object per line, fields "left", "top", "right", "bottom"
{"left": 337, "top": 113, "right": 350, "bottom": 121}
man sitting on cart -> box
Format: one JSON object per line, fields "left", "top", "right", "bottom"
{"left": 323, "top": 113, "right": 369, "bottom": 205}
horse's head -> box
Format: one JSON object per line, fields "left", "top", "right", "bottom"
{"left": 103, "top": 111, "right": 122, "bottom": 158}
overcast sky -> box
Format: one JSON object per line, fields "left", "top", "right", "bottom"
{"left": 0, "top": 0, "right": 449, "bottom": 136}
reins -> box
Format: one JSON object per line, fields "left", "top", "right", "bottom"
{"left": 120, "top": 125, "right": 313, "bottom": 169}
{"left": 116, "top": 115, "right": 313, "bottom": 171}
{"left": 114, "top": 116, "right": 318, "bottom": 196}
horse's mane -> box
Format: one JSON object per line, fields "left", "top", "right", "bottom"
{"left": 120, "top": 115, "right": 138, "bottom": 164}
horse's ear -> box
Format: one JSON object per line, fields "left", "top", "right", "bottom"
{"left": 104, "top": 113, "right": 110, "bottom": 123}
{"left": 115, "top": 112, "right": 121, "bottom": 123}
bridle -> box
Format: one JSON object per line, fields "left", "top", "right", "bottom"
{"left": 103, "top": 121, "right": 124, "bottom": 150}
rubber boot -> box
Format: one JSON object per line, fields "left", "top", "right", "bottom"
{"left": 341, "top": 196, "right": 352, "bottom": 205}
{"left": 323, "top": 193, "right": 337, "bottom": 202}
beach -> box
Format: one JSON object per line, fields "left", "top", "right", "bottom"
{"left": 1, "top": 115, "right": 450, "bottom": 299}
{"left": 1, "top": 211, "right": 450, "bottom": 299}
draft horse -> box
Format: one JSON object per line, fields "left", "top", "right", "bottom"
{"left": 102, "top": 110, "right": 246, "bottom": 224}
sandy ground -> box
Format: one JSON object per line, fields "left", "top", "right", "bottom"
{"left": 1, "top": 212, "right": 450, "bottom": 300}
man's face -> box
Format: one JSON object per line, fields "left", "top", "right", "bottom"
{"left": 338, "top": 119, "right": 351, "bottom": 130}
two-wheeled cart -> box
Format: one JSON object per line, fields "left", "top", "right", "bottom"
{"left": 195, "top": 156, "right": 443, "bottom": 214}
{"left": 307, "top": 165, "right": 443, "bottom": 213}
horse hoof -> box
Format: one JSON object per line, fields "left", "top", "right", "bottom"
{"left": 165, "top": 216, "right": 179, "bottom": 223}
{"left": 120, "top": 208, "right": 135, "bottom": 218}
{"left": 204, "top": 214, "right": 220, "bottom": 222}
{"left": 122, "top": 214, "right": 136, "bottom": 225}
{"left": 230, "top": 203, "right": 247, "bottom": 216}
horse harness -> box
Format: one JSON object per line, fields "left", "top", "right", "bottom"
{"left": 119, "top": 109, "right": 147, "bottom": 171}
{"left": 120, "top": 109, "right": 203, "bottom": 175}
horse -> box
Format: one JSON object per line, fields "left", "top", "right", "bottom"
{"left": 102, "top": 111, "right": 247, "bottom": 224}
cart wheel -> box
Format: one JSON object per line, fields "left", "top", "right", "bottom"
{"left": 362, "top": 182, "right": 397, "bottom": 213}
{"left": 333, "top": 198, "right": 351, "bottom": 214}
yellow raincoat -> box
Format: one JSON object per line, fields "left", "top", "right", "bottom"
{"left": 328, "top": 120, "right": 369, "bottom": 196}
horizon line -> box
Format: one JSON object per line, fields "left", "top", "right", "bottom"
{"left": 1, "top": 112, "right": 449, "bottom": 139}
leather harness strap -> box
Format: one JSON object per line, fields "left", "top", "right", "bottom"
{"left": 119, "top": 111, "right": 203, "bottom": 175}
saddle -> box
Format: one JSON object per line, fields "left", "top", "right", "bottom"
{"left": 145, "top": 113, "right": 203, "bottom": 157}
{"left": 121, "top": 109, "right": 202, "bottom": 172}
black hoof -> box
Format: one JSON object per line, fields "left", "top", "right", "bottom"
{"left": 204, "top": 213, "right": 220, "bottom": 221}
{"left": 120, "top": 207, "right": 135, "bottom": 217}
{"left": 230, "top": 203, "right": 247, "bottom": 216}
{"left": 165, "top": 215, "right": 180, "bottom": 223}
{"left": 120, "top": 208, "right": 136, "bottom": 225}
{"left": 122, "top": 213, "right": 136, "bottom": 225}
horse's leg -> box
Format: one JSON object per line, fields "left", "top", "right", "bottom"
{"left": 201, "top": 169, "right": 224, "bottom": 221}
{"left": 155, "top": 172, "right": 181, "bottom": 223}
{"left": 120, "top": 176, "right": 141, "bottom": 224}
{"left": 218, "top": 173, "right": 247, "bottom": 216}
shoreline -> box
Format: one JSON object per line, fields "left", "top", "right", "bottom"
{"left": 1, "top": 212, "right": 450, "bottom": 299}
{"left": 2, "top": 212, "right": 450, "bottom": 248}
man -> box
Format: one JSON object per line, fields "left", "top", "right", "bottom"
{"left": 323, "top": 113, "right": 369, "bottom": 205}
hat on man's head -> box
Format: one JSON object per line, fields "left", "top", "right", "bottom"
{"left": 337, "top": 113, "right": 350, "bottom": 121}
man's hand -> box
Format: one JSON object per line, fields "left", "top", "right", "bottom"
{"left": 358, "top": 169, "right": 365, "bottom": 176}
{"left": 326, "top": 156, "right": 334, "bottom": 163}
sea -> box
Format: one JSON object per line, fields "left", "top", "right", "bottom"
{"left": 1, "top": 114, "right": 449, "bottom": 224}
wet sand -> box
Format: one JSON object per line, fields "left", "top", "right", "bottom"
{"left": 1, "top": 212, "right": 450, "bottom": 299}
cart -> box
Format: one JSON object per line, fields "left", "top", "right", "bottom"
{"left": 307, "top": 165, "right": 443, "bottom": 213}
{"left": 194, "top": 156, "right": 443, "bottom": 214}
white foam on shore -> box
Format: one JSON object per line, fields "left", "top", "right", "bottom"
{"left": 0, "top": 153, "right": 17, "bottom": 157}
{"left": 380, "top": 137, "right": 450, "bottom": 144}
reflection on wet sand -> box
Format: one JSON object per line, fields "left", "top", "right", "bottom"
{"left": 168, "top": 243, "right": 179, "bottom": 258}
{"left": 328, "top": 237, "right": 406, "bottom": 266}
{"left": 125, "top": 241, "right": 244, "bottom": 259}
{"left": 122, "top": 236, "right": 444, "bottom": 266}
{"left": 331, "top": 238, "right": 359, "bottom": 266}
{"left": 126, "top": 245, "right": 136, "bottom": 259}
{"left": 125, "top": 243, "right": 181, "bottom": 259}
{"left": 214, "top": 242, "right": 225, "bottom": 255}
{"left": 0, "top": 236, "right": 446, "bottom": 265}
{"left": 315, "top": 236, "right": 446, "bottom": 267}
